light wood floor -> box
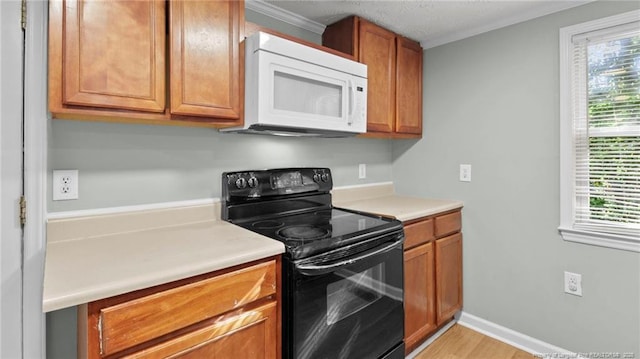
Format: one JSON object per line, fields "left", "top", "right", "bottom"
{"left": 414, "top": 324, "right": 537, "bottom": 359}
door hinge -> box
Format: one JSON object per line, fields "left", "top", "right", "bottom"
{"left": 21, "top": 0, "right": 26, "bottom": 31}
{"left": 19, "top": 196, "right": 27, "bottom": 226}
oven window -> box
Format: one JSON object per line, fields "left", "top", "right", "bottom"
{"left": 326, "top": 263, "right": 385, "bottom": 325}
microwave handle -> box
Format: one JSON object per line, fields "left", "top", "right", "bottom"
{"left": 295, "top": 238, "right": 402, "bottom": 276}
{"left": 347, "top": 80, "right": 355, "bottom": 125}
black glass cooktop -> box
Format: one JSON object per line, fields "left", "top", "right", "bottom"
{"left": 222, "top": 168, "right": 402, "bottom": 260}
{"left": 237, "top": 207, "right": 398, "bottom": 259}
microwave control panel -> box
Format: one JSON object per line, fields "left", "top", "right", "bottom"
{"left": 350, "top": 77, "right": 367, "bottom": 128}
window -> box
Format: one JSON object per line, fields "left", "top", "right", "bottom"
{"left": 559, "top": 10, "right": 640, "bottom": 252}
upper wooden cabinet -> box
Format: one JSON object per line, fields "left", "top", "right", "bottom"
{"left": 49, "top": 0, "right": 244, "bottom": 127}
{"left": 50, "top": 0, "right": 166, "bottom": 113}
{"left": 169, "top": 0, "right": 242, "bottom": 119}
{"left": 323, "top": 16, "right": 423, "bottom": 138}
{"left": 395, "top": 37, "right": 423, "bottom": 135}
{"left": 358, "top": 20, "right": 397, "bottom": 133}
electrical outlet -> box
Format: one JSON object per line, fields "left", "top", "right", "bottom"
{"left": 459, "top": 164, "right": 471, "bottom": 182}
{"left": 53, "top": 170, "right": 79, "bottom": 201}
{"left": 564, "top": 271, "right": 583, "bottom": 296}
{"left": 359, "top": 164, "right": 366, "bottom": 179}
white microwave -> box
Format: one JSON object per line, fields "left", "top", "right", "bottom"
{"left": 222, "top": 31, "right": 367, "bottom": 137}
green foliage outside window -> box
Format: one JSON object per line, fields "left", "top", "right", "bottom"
{"left": 587, "top": 35, "right": 640, "bottom": 225}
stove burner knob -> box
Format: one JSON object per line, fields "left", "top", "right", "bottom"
{"left": 321, "top": 173, "right": 330, "bottom": 182}
{"left": 248, "top": 177, "right": 259, "bottom": 188}
{"left": 235, "top": 178, "right": 247, "bottom": 189}
{"left": 313, "top": 174, "right": 321, "bottom": 183}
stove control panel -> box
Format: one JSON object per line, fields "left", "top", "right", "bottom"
{"left": 222, "top": 168, "right": 332, "bottom": 200}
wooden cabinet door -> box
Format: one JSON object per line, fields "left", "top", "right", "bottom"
{"left": 125, "top": 302, "right": 278, "bottom": 359}
{"left": 435, "top": 232, "right": 463, "bottom": 324}
{"left": 358, "top": 19, "right": 396, "bottom": 133}
{"left": 395, "top": 37, "right": 423, "bottom": 134}
{"left": 403, "top": 241, "right": 436, "bottom": 354}
{"left": 170, "top": 0, "right": 243, "bottom": 120}
{"left": 51, "top": 0, "right": 165, "bottom": 112}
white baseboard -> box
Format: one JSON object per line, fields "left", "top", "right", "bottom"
{"left": 457, "top": 312, "right": 585, "bottom": 359}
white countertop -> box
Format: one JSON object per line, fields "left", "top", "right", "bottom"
{"left": 336, "top": 195, "right": 463, "bottom": 222}
{"left": 43, "top": 204, "right": 284, "bottom": 312}
{"left": 333, "top": 183, "right": 463, "bottom": 222}
{"left": 43, "top": 183, "right": 462, "bottom": 312}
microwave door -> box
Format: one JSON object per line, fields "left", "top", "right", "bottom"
{"left": 257, "top": 52, "right": 357, "bottom": 132}
{"left": 273, "top": 70, "right": 344, "bottom": 119}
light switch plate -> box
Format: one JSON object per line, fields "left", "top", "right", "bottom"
{"left": 459, "top": 164, "right": 471, "bottom": 182}
{"left": 359, "top": 164, "right": 366, "bottom": 179}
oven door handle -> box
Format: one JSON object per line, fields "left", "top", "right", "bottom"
{"left": 295, "top": 238, "right": 403, "bottom": 276}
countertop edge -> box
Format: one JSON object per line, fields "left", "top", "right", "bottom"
{"left": 394, "top": 202, "right": 464, "bottom": 222}
{"left": 43, "top": 242, "right": 284, "bottom": 313}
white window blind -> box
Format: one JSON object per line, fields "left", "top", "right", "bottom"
{"left": 570, "top": 22, "right": 640, "bottom": 238}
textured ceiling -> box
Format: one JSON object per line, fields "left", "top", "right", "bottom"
{"left": 261, "top": 0, "right": 591, "bottom": 48}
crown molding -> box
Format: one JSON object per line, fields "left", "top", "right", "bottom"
{"left": 421, "top": 1, "right": 594, "bottom": 49}
{"left": 245, "top": 0, "right": 326, "bottom": 35}
{"left": 245, "top": 0, "right": 596, "bottom": 49}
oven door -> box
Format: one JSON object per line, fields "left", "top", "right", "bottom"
{"left": 285, "top": 233, "right": 404, "bottom": 359}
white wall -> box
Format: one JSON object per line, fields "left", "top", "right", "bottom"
{"left": 393, "top": 1, "right": 640, "bottom": 355}
{"left": 0, "top": 1, "right": 23, "bottom": 358}
{"left": 48, "top": 120, "right": 393, "bottom": 212}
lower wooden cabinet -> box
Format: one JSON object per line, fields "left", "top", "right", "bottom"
{"left": 404, "top": 241, "right": 436, "bottom": 351}
{"left": 78, "top": 257, "right": 280, "bottom": 359}
{"left": 403, "top": 209, "right": 462, "bottom": 354}
{"left": 435, "top": 232, "right": 463, "bottom": 324}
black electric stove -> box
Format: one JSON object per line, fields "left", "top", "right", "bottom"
{"left": 222, "top": 168, "right": 405, "bottom": 359}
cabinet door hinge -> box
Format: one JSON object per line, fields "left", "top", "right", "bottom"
{"left": 21, "top": 0, "right": 26, "bottom": 31}
{"left": 19, "top": 196, "right": 27, "bottom": 227}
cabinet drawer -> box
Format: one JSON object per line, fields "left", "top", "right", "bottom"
{"left": 124, "top": 301, "right": 277, "bottom": 359}
{"left": 403, "top": 219, "right": 434, "bottom": 249}
{"left": 99, "top": 260, "right": 277, "bottom": 356}
{"left": 434, "top": 211, "right": 461, "bottom": 238}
